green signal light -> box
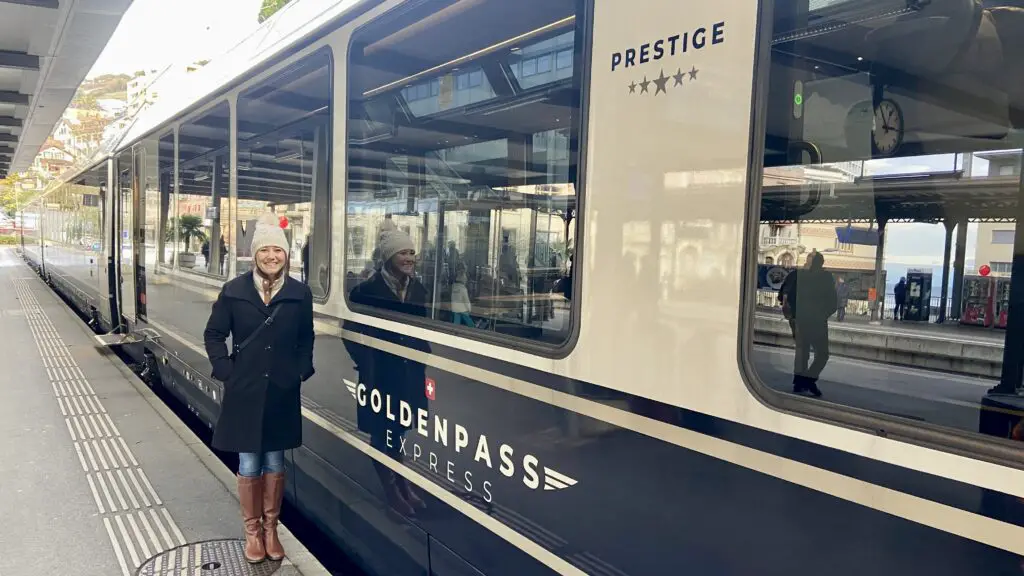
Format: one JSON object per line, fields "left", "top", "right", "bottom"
{"left": 794, "top": 93, "right": 803, "bottom": 106}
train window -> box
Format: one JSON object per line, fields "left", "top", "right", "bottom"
{"left": 236, "top": 49, "right": 332, "bottom": 299}
{"left": 138, "top": 132, "right": 175, "bottom": 268}
{"left": 748, "top": 0, "right": 1024, "bottom": 450}
{"left": 345, "top": 0, "right": 583, "bottom": 347}
{"left": 177, "top": 102, "right": 231, "bottom": 277}
{"left": 51, "top": 165, "right": 105, "bottom": 293}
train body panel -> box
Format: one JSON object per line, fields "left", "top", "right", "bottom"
{"left": 19, "top": 0, "right": 1024, "bottom": 574}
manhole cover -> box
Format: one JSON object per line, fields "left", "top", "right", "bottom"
{"left": 136, "top": 539, "right": 282, "bottom": 575}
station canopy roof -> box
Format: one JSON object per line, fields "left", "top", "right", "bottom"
{"left": 0, "top": 0, "right": 133, "bottom": 178}
{"left": 762, "top": 172, "right": 1024, "bottom": 224}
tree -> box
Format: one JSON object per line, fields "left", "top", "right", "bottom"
{"left": 258, "top": 0, "right": 293, "bottom": 23}
{"left": 71, "top": 91, "right": 99, "bottom": 110}
{"left": 0, "top": 174, "right": 38, "bottom": 217}
{"left": 165, "top": 215, "right": 208, "bottom": 253}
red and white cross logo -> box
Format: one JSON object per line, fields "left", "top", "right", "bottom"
{"left": 425, "top": 378, "right": 436, "bottom": 401}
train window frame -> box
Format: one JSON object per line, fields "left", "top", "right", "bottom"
{"left": 235, "top": 47, "right": 334, "bottom": 303}
{"left": 341, "top": 0, "right": 593, "bottom": 359}
{"left": 155, "top": 130, "right": 177, "bottom": 271}
{"left": 737, "top": 0, "right": 1024, "bottom": 468}
{"left": 173, "top": 100, "right": 233, "bottom": 281}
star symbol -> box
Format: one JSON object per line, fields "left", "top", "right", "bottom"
{"left": 628, "top": 81, "right": 637, "bottom": 94}
{"left": 673, "top": 68, "right": 684, "bottom": 86}
{"left": 639, "top": 76, "right": 650, "bottom": 94}
{"left": 688, "top": 66, "right": 699, "bottom": 80}
{"left": 652, "top": 69, "right": 669, "bottom": 95}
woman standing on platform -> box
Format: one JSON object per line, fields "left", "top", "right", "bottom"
{"left": 203, "top": 213, "right": 315, "bottom": 564}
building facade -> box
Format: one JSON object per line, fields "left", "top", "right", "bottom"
{"left": 759, "top": 161, "right": 883, "bottom": 271}
{"left": 972, "top": 150, "right": 1019, "bottom": 277}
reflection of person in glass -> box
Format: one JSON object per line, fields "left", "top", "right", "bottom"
{"left": 301, "top": 234, "right": 310, "bottom": 284}
{"left": 451, "top": 270, "right": 473, "bottom": 327}
{"left": 787, "top": 251, "right": 836, "bottom": 397}
{"left": 345, "top": 227, "right": 431, "bottom": 516}
{"left": 835, "top": 277, "right": 849, "bottom": 322}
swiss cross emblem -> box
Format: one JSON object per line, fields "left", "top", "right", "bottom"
{"left": 425, "top": 378, "right": 436, "bottom": 401}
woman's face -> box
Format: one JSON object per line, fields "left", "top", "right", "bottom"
{"left": 256, "top": 246, "right": 287, "bottom": 276}
{"left": 390, "top": 249, "right": 416, "bottom": 278}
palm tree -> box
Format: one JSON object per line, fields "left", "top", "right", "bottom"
{"left": 165, "top": 215, "right": 208, "bottom": 269}
{"left": 178, "top": 214, "right": 207, "bottom": 252}
{"left": 164, "top": 214, "right": 207, "bottom": 252}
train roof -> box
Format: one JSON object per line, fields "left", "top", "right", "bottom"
{"left": 41, "top": 0, "right": 368, "bottom": 194}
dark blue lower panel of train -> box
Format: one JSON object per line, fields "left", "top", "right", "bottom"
{"left": 28, "top": 253, "right": 1024, "bottom": 576}
{"left": 26, "top": 248, "right": 117, "bottom": 334}
{"left": 292, "top": 324, "right": 1024, "bottom": 576}
{"left": 149, "top": 320, "right": 1024, "bottom": 575}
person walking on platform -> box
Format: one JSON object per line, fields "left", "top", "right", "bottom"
{"left": 786, "top": 251, "right": 837, "bottom": 397}
{"left": 835, "top": 277, "right": 849, "bottom": 322}
{"left": 203, "top": 213, "right": 315, "bottom": 564}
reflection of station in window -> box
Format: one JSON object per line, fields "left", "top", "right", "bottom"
{"left": 345, "top": 0, "right": 580, "bottom": 345}
{"left": 750, "top": 0, "right": 1024, "bottom": 448}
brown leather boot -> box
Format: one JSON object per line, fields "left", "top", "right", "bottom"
{"left": 262, "top": 472, "right": 286, "bottom": 561}
{"left": 237, "top": 474, "right": 266, "bottom": 563}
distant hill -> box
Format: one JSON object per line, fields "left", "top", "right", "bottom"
{"left": 71, "top": 74, "right": 130, "bottom": 109}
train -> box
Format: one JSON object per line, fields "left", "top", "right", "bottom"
{"left": 17, "top": 0, "right": 1024, "bottom": 573}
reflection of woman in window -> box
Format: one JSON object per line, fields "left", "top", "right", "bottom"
{"left": 346, "top": 227, "right": 432, "bottom": 515}
{"left": 452, "top": 270, "right": 473, "bottom": 327}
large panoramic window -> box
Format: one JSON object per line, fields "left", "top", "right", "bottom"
{"left": 177, "top": 102, "right": 231, "bottom": 278}
{"left": 748, "top": 0, "right": 1024, "bottom": 452}
{"left": 345, "top": 0, "right": 584, "bottom": 348}
{"left": 236, "top": 49, "right": 332, "bottom": 299}
{"left": 136, "top": 131, "right": 174, "bottom": 323}
{"left": 140, "top": 132, "right": 175, "bottom": 268}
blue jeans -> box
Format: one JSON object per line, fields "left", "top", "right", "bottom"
{"left": 238, "top": 451, "right": 285, "bottom": 478}
{"left": 453, "top": 312, "right": 473, "bottom": 327}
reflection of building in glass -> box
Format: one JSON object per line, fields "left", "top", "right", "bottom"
{"left": 759, "top": 163, "right": 881, "bottom": 270}
{"left": 972, "top": 150, "right": 1019, "bottom": 277}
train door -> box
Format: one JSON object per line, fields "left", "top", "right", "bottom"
{"left": 97, "top": 159, "right": 119, "bottom": 332}
{"left": 115, "top": 149, "right": 137, "bottom": 327}
{"left": 132, "top": 142, "right": 150, "bottom": 322}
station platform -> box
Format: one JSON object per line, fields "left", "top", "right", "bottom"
{"left": 0, "top": 249, "right": 331, "bottom": 576}
{"left": 754, "top": 310, "right": 1005, "bottom": 378}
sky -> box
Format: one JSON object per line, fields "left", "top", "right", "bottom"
{"left": 863, "top": 154, "right": 982, "bottom": 271}
{"left": 86, "top": 0, "right": 264, "bottom": 78}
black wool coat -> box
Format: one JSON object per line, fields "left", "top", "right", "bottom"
{"left": 344, "top": 273, "right": 431, "bottom": 449}
{"left": 203, "top": 273, "right": 315, "bottom": 453}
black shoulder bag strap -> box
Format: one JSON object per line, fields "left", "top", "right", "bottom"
{"left": 231, "top": 305, "right": 281, "bottom": 359}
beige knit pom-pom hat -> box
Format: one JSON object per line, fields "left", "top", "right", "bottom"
{"left": 251, "top": 213, "right": 289, "bottom": 255}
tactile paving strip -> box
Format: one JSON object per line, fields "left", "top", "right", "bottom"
{"left": 12, "top": 277, "right": 189, "bottom": 576}
{"left": 136, "top": 539, "right": 282, "bottom": 575}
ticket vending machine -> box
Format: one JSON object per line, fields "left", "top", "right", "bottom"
{"left": 996, "top": 277, "right": 1012, "bottom": 329}
{"left": 961, "top": 275, "right": 995, "bottom": 327}
{"left": 904, "top": 269, "right": 932, "bottom": 321}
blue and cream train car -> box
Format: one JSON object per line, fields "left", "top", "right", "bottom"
{"left": 20, "top": 0, "right": 1024, "bottom": 573}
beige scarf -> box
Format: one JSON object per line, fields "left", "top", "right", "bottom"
{"left": 253, "top": 269, "right": 284, "bottom": 305}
